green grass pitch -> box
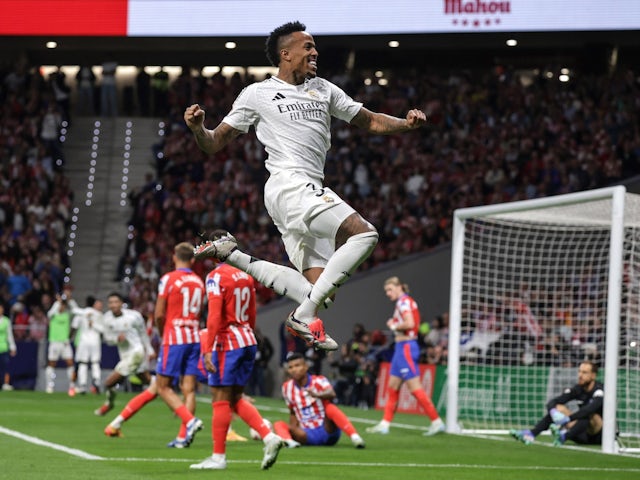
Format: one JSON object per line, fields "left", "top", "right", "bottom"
{"left": 1, "top": 390, "right": 639, "bottom": 479}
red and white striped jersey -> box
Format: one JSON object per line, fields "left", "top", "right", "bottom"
{"left": 389, "top": 293, "right": 421, "bottom": 338}
{"left": 204, "top": 263, "right": 257, "bottom": 353}
{"left": 281, "top": 374, "right": 333, "bottom": 429}
{"left": 157, "top": 268, "right": 204, "bottom": 345}
{"left": 199, "top": 328, "right": 209, "bottom": 354}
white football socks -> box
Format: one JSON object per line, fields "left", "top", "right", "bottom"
{"left": 223, "top": 229, "right": 377, "bottom": 320}
{"left": 226, "top": 250, "right": 333, "bottom": 309}
{"left": 295, "top": 231, "right": 378, "bottom": 320}
{"left": 77, "top": 363, "right": 88, "bottom": 390}
{"left": 110, "top": 415, "right": 125, "bottom": 429}
{"left": 45, "top": 366, "right": 55, "bottom": 388}
{"left": 91, "top": 362, "right": 101, "bottom": 388}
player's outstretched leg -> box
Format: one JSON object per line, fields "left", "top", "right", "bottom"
{"left": 290, "top": 229, "right": 378, "bottom": 350}
{"left": 324, "top": 402, "right": 365, "bottom": 448}
{"left": 193, "top": 231, "right": 332, "bottom": 311}
{"left": 272, "top": 420, "right": 301, "bottom": 448}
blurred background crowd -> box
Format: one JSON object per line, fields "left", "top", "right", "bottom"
{"left": 1, "top": 57, "right": 638, "bottom": 401}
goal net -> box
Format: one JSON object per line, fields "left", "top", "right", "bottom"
{"left": 446, "top": 186, "right": 640, "bottom": 454}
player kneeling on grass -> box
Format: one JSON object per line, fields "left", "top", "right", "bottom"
{"left": 510, "top": 360, "right": 604, "bottom": 446}
{"left": 273, "top": 352, "right": 365, "bottom": 449}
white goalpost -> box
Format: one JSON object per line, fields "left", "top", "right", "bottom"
{"left": 447, "top": 186, "right": 640, "bottom": 454}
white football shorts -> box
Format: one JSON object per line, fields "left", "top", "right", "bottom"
{"left": 47, "top": 341, "right": 73, "bottom": 362}
{"left": 75, "top": 341, "right": 102, "bottom": 363}
{"left": 114, "top": 349, "right": 149, "bottom": 376}
{"left": 264, "top": 170, "right": 355, "bottom": 271}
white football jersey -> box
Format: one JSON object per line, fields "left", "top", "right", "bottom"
{"left": 102, "top": 308, "right": 152, "bottom": 358}
{"left": 223, "top": 76, "right": 362, "bottom": 183}
{"left": 71, "top": 306, "right": 104, "bottom": 346}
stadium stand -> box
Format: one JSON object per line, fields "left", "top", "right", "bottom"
{"left": 2, "top": 59, "right": 639, "bottom": 394}
{"left": 119, "top": 66, "right": 640, "bottom": 315}
{"left": 0, "top": 60, "right": 75, "bottom": 388}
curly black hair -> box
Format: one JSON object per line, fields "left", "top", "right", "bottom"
{"left": 265, "top": 21, "right": 306, "bottom": 67}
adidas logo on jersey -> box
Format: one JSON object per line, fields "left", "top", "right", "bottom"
{"left": 272, "top": 92, "right": 286, "bottom": 100}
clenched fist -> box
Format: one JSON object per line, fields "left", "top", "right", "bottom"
{"left": 406, "top": 109, "right": 427, "bottom": 129}
{"left": 184, "top": 104, "right": 206, "bottom": 132}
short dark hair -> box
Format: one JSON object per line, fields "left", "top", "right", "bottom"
{"left": 265, "top": 21, "right": 306, "bottom": 67}
{"left": 85, "top": 295, "right": 96, "bottom": 307}
{"left": 582, "top": 360, "right": 599, "bottom": 374}
{"left": 286, "top": 351, "right": 305, "bottom": 363}
{"left": 107, "top": 292, "right": 124, "bottom": 301}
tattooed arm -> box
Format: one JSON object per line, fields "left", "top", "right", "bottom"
{"left": 350, "top": 107, "right": 427, "bottom": 134}
{"left": 184, "top": 104, "right": 243, "bottom": 154}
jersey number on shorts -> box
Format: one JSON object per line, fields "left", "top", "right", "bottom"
{"left": 306, "top": 183, "right": 326, "bottom": 197}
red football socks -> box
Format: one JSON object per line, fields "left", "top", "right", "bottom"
{"left": 212, "top": 400, "right": 232, "bottom": 454}
{"left": 234, "top": 398, "right": 271, "bottom": 438}
{"left": 324, "top": 402, "right": 357, "bottom": 436}
{"left": 412, "top": 388, "right": 439, "bottom": 421}
{"left": 383, "top": 388, "right": 399, "bottom": 422}
{"left": 273, "top": 420, "right": 293, "bottom": 440}
{"left": 121, "top": 389, "right": 156, "bottom": 420}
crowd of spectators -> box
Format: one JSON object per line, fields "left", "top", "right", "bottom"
{"left": 112, "top": 65, "right": 638, "bottom": 401}
{"left": 460, "top": 280, "right": 608, "bottom": 369}
{"left": 118, "top": 65, "right": 640, "bottom": 318}
{"left": 0, "top": 58, "right": 74, "bottom": 343}
{"left": 2, "top": 58, "right": 639, "bottom": 394}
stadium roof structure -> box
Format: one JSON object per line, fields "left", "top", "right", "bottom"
{"left": 2, "top": 29, "right": 639, "bottom": 70}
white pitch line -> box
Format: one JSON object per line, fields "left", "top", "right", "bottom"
{"left": 219, "top": 400, "right": 640, "bottom": 453}
{"left": 201, "top": 397, "right": 640, "bottom": 456}
{"left": 0, "top": 425, "right": 104, "bottom": 460}
{"left": 2, "top": 423, "right": 639, "bottom": 473}
{"left": 104, "top": 458, "right": 640, "bottom": 472}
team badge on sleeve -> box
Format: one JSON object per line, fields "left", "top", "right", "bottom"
{"left": 158, "top": 275, "right": 168, "bottom": 295}
{"left": 206, "top": 273, "right": 221, "bottom": 296}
